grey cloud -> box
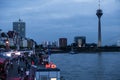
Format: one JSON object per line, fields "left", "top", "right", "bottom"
{"left": 0, "top": 0, "right": 120, "bottom": 45}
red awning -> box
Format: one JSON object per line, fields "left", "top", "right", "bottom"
{"left": 9, "top": 78, "right": 21, "bottom": 80}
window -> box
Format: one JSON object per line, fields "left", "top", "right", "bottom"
{"left": 18, "top": 24, "right": 20, "bottom": 27}
{"left": 40, "top": 75, "right": 48, "bottom": 80}
{"left": 22, "top": 28, "right": 24, "bottom": 31}
{"left": 51, "top": 78, "right": 57, "bottom": 80}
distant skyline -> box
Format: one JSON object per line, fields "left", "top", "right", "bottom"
{"left": 0, "top": 0, "right": 120, "bottom": 45}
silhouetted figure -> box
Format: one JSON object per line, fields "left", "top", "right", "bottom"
{"left": 10, "top": 61, "right": 13, "bottom": 69}
{"left": 17, "top": 66, "right": 21, "bottom": 74}
{"left": 20, "top": 67, "right": 24, "bottom": 77}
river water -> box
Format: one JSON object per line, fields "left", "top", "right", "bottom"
{"left": 50, "top": 52, "right": 120, "bottom": 80}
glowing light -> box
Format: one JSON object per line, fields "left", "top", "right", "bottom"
{"left": 45, "top": 62, "right": 57, "bottom": 69}
{"left": 6, "top": 41, "right": 9, "bottom": 44}
{"left": 46, "top": 64, "right": 51, "bottom": 68}
{"left": 6, "top": 53, "right": 11, "bottom": 57}
{"left": 51, "top": 78, "right": 57, "bottom": 80}
{"left": 51, "top": 64, "right": 56, "bottom": 69}
{"left": 15, "top": 52, "right": 20, "bottom": 55}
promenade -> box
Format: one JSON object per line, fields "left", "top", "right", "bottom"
{"left": 6, "top": 55, "right": 31, "bottom": 80}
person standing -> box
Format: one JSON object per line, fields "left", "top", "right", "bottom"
{"left": 17, "top": 66, "right": 20, "bottom": 75}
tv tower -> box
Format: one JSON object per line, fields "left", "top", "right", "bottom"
{"left": 96, "top": 0, "right": 103, "bottom": 47}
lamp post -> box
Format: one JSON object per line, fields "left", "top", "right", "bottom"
{"left": 6, "top": 39, "right": 9, "bottom": 50}
{"left": 33, "top": 41, "right": 35, "bottom": 54}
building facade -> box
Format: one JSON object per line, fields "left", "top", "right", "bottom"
{"left": 13, "top": 19, "right": 26, "bottom": 38}
{"left": 74, "top": 36, "right": 86, "bottom": 47}
{"left": 59, "top": 38, "right": 67, "bottom": 48}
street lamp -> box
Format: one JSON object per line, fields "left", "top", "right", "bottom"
{"left": 6, "top": 39, "right": 9, "bottom": 50}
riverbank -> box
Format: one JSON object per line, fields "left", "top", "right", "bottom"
{"left": 50, "top": 47, "right": 120, "bottom": 53}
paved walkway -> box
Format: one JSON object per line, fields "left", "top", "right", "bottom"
{"left": 6, "top": 57, "right": 30, "bottom": 80}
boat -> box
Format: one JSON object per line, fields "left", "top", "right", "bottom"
{"left": 30, "top": 50, "right": 61, "bottom": 80}
{"left": 69, "top": 46, "right": 77, "bottom": 54}
{"left": 31, "top": 63, "right": 60, "bottom": 80}
{"left": 69, "top": 50, "right": 76, "bottom": 54}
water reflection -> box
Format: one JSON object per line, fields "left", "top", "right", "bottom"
{"left": 96, "top": 53, "right": 104, "bottom": 80}
{"left": 51, "top": 52, "right": 120, "bottom": 80}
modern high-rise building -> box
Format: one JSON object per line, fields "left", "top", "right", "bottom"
{"left": 74, "top": 36, "right": 86, "bottom": 47}
{"left": 13, "top": 19, "right": 26, "bottom": 38}
{"left": 59, "top": 38, "right": 67, "bottom": 48}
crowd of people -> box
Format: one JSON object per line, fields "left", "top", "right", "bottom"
{"left": 0, "top": 49, "right": 51, "bottom": 80}
{"left": 6, "top": 52, "right": 32, "bottom": 80}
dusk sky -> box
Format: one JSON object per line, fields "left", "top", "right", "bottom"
{"left": 0, "top": 0, "right": 120, "bottom": 45}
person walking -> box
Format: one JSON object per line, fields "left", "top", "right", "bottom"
{"left": 10, "top": 61, "right": 13, "bottom": 69}
{"left": 20, "top": 67, "right": 24, "bottom": 77}
{"left": 25, "top": 70, "right": 30, "bottom": 79}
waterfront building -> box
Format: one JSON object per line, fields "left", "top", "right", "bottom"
{"left": 0, "top": 30, "right": 35, "bottom": 50}
{"left": 51, "top": 41, "right": 58, "bottom": 48}
{"left": 0, "top": 32, "right": 8, "bottom": 46}
{"left": 42, "top": 41, "right": 51, "bottom": 48}
{"left": 20, "top": 38, "right": 28, "bottom": 48}
{"left": 0, "top": 32, "right": 14, "bottom": 49}
{"left": 59, "top": 38, "right": 67, "bottom": 48}
{"left": 42, "top": 41, "right": 47, "bottom": 48}
{"left": 13, "top": 19, "right": 26, "bottom": 38}
{"left": 8, "top": 38, "right": 14, "bottom": 46}
{"left": 27, "top": 39, "right": 34, "bottom": 49}
{"left": 74, "top": 36, "right": 86, "bottom": 47}
{"left": 13, "top": 19, "right": 26, "bottom": 50}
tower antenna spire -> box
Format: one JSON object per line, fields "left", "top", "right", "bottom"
{"left": 98, "top": 0, "right": 100, "bottom": 9}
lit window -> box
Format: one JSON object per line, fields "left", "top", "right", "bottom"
{"left": 51, "top": 78, "right": 57, "bottom": 80}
